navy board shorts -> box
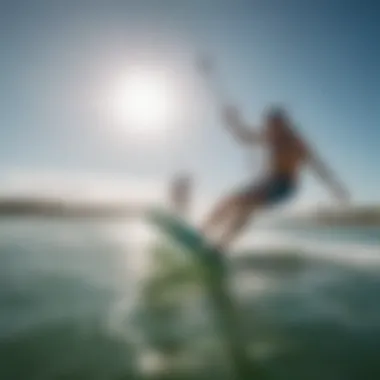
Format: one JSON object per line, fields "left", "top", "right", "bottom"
{"left": 237, "top": 174, "right": 296, "bottom": 206}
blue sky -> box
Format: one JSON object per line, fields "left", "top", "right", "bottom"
{"left": 0, "top": 0, "right": 379, "bottom": 209}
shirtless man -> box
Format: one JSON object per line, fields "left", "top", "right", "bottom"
{"left": 202, "top": 105, "right": 350, "bottom": 250}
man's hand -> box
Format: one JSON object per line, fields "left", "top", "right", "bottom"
{"left": 221, "top": 104, "right": 263, "bottom": 146}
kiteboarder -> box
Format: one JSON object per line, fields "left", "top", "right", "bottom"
{"left": 202, "top": 105, "right": 350, "bottom": 250}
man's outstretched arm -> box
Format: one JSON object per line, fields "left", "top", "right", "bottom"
{"left": 306, "top": 147, "right": 350, "bottom": 203}
{"left": 221, "top": 105, "right": 264, "bottom": 146}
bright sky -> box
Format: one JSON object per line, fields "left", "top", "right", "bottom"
{"left": 0, "top": 1, "right": 379, "bottom": 211}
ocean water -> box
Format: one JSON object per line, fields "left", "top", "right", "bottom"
{"left": 0, "top": 218, "right": 379, "bottom": 380}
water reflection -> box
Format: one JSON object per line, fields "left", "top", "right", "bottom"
{"left": 0, "top": 219, "right": 380, "bottom": 379}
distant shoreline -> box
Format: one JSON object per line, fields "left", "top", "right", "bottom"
{"left": 282, "top": 205, "right": 380, "bottom": 227}
{"left": 0, "top": 197, "right": 145, "bottom": 218}
{"left": 0, "top": 197, "right": 379, "bottom": 226}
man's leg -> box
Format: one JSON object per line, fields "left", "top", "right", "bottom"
{"left": 214, "top": 180, "right": 268, "bottom": 251}
{"left": 212, "top": 175, "right": 295, "bottom": 251}
{"left": 202, "top": 193, "right": 242, "bottom": 238}
{"left": 216, "top": 201, "right": 257, "bottom": 251}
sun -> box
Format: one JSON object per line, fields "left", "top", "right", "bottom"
{"left": 110, "top": 67, "right": 176, "bottom": 134}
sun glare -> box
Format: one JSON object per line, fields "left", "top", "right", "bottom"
{"left": 111, "top": 68, "right": 176, "bottom": 134}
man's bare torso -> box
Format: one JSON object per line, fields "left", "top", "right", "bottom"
{"left": 264, "top": 124, "right": 308, "bottom": 180}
